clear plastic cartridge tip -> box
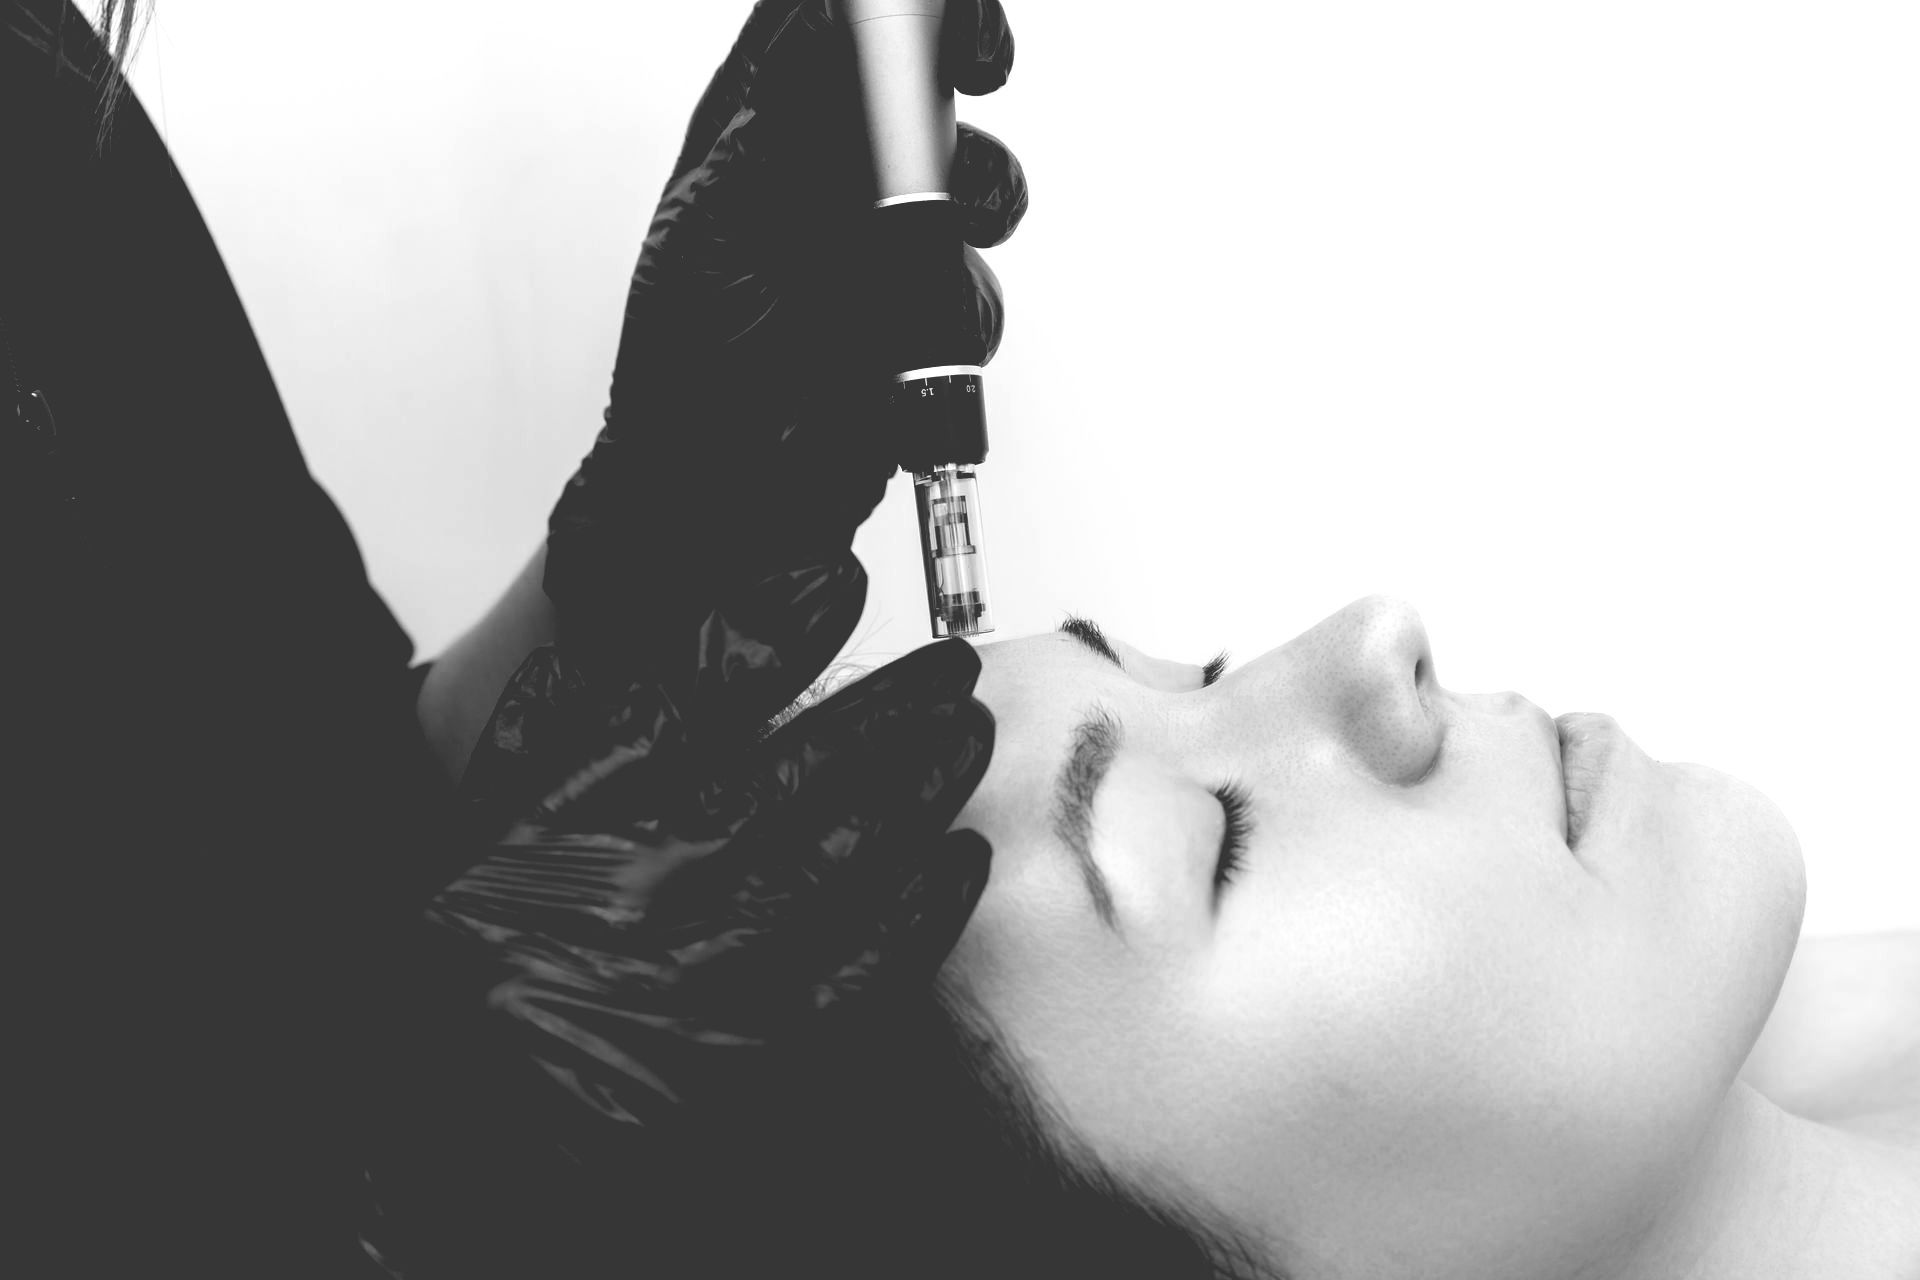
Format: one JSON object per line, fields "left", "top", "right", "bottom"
{"left": 914, "top": 463, "right": 993, "bottom": 638}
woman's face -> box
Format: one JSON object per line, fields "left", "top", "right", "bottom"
{"left": 945, "top": 595, "right": 1807, "bottom": 1280}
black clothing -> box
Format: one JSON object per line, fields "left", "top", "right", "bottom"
{"left": 5, "top": 3, "right": 464, "bottom": 1273}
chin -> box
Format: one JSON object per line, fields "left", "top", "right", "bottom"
{"left": 1682, "top": 761, "right": 1805, "bottom": 925}
{"left": 1661, "top": 760, "right": 1809, "bottom": 1026}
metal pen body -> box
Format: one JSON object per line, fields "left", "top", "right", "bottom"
{"left": 836, "top": 0, "right": 995, "bottom": 637}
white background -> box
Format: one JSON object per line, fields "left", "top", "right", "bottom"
{"left": 117, "top": 1, "right": 1915, "bottom": 938}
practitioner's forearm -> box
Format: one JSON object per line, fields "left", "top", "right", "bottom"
{"left": 415, "top": 541, "right": 559, "bottom": 789}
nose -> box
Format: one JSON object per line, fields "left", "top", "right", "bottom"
{"left": 1306, "top": 595, "right": 1445, "bottom": 785}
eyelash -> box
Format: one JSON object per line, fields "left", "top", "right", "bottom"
{"left": 1212, "top": 781, "right": 1254, "bottom": 890}
{"left": 1201, "top": 651, "right": 1230, "bottom": 686}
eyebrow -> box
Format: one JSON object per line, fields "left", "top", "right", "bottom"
{"left": 1049, "top": 700, "right": 1125, "bottom": 936}
{"left": 1061, "top": 615, "right": 1231, "bottom": 688}
{"left": 1050, "top": 616, "right": 1130, "bottom": 934}
{"left": 1058, "top": 615, "right": 1124, "bottom": 671}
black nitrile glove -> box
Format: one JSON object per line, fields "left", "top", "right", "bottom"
{"left": 360, "top": 562, "right": 996, "bottom": 1279}
{"left": 438, "top": 628, "right": 994, "bottom": 1129}
{"left": 544, "top": 0, "right": 1026, "bottom": 687}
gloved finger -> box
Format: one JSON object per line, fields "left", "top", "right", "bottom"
{"left": 804, "top": 827, "right": 991, "bottom": 1023}
{"left": 681, "top": 555, "right": 871, "bottom": 752}
{"left": 432, "top": 697, "right": 987, "bottom": 1059}
{"left": 740, "top": 0, "right": 1017, "bottom": 117}
{"left": 660, "top": 10, "right": 1019, "bottom": 302}
{"left": 951, "top": 122, "right": 1029, "bottom": 248}
{"left": 763, "top": 707, "right": 993, "bottom": 970}
{"left": 853, "top": 234, "right": 1005, "bottom": 379}
{"left": 723, "top": 0, "right": 1016, "bottom": 215}
{"left": 656, "top": 692, "right": 992, "bottom": 1002}
{"left": 502, "top": 637, "right": 981, "bottom": 942}
{"left": 525, "top": 557, "right": 868, "bottom": 830}
{"left": 674, "top": 637, "right": 986, "bottom": 846}
{"left": 961, "top": 242, "right": 1006, "bottom": 365}
{"left": 644, "top": 644, "right": 991, "bottom": 932}
{"left": 940, "top": 0, "right": 1016, "bottom": 97}
{"left": 776, "top": 634, "right": 984, "bottom": 744}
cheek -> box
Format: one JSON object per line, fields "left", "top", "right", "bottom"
{"left": 942, "top": 850, "right": 1074, "bottom": 1011}
{"left": 1162, "top": 832, "right": 1739, "bottom": 1278}
{"left": 940, "top": 843, "right": 1145, "bottom": 1077}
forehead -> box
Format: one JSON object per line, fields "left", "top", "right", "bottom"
{"left": 962, "top": 633, "right": 1094, "bottom": 834}
{"left": 947, "top": 633, "right": 1123, "bottom": 989}
{"left": 975, "top": 630, "right": 1089, "bottom": 702}
{"left": 956, "top": 632, "right": 1188, "bottom": 862}
{"left": 976, "top": 628, "right": 1196, "bottom": 703}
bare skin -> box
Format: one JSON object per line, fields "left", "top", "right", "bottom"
{"left": 1739, "top": 931, "right": 1920, "bottom": 1141}
{"left": 942, "top": 598, "right": 1920, "bottom": 1279}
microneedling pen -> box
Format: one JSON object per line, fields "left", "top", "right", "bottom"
{"left": 835, "top": 0, "right": 995, "bottom": 638}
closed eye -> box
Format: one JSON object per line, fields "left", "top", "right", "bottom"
{"left": 1055, "top": 617, "right": 1240, "bottom": 913}
{"left": 1213, "top": 780, "right": 1254, "bottom": 898}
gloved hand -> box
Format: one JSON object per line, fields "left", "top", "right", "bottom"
{"left": 359, "top": 563, "right": 996, "bottom": 1279}
{"left": 544, "top": 0, "right": 1026, "bottom": 686}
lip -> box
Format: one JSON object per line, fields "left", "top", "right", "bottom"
{"left": 1555, "top": 712, "right": 1622, "bottom": 852}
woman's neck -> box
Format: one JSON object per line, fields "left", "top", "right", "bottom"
{"left": 1610, "top": 1081, "right": 1920, "bottom": 1279}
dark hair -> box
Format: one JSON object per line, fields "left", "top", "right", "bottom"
{"left": 664, "top": 971, "right": 1291, "bottom": 1279}
{"left": 88, "top": 0, "right": 144, "bottom": 153}
{"left": 10, "top": 1, "right": 150, "bottom": 152}
{"left": 854, "top": 976, "right": 1294, "bottom": 1280}
{"left": 367, "top": 958, "right": 1293, "bottom": 1280}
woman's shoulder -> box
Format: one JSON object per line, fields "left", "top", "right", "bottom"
{"left": 1829, "top": 1101, "right": 1920, "bottom": 1156}
{"left": 1817, "top": 932, "right": 1920, "bottom": 1157}
{"left": 1737, "top": 930, "right": 1920, "bottom": 1137}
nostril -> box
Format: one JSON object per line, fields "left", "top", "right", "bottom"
{"left": 1413, "top": 654, "right": 1437, "bottom": 712}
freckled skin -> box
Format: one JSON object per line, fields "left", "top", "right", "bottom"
{"left": 944, "top": 596, "right": 1809, "bottom": 1280}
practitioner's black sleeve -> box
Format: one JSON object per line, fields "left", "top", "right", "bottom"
{"left": 3, "top": 3, "right": 465, "bottom": 1274}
